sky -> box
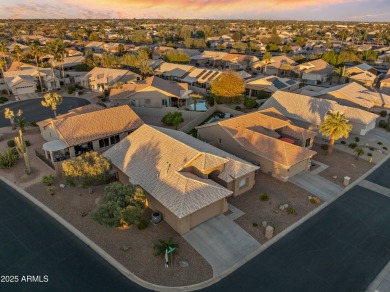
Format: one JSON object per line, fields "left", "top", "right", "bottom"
{"left": 0, "top": 0, "right": 389, "bottom": 21}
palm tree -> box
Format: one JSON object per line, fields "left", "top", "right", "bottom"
{"left": 319, "top": 111, "right": 352, "bottom": 155}
{"left": 45, "top": 43, "right": 56, "bottom": 81}
{"left": 29, "top": 44, "right": 43, "bottom": 92}
{"left": 12, "top": 45, "right": 23, "bottom": 63}
{"left": 189, "top": 93, "right": 203, "bottom": 111}
{"left": 42, "top": 92, "right": 63, "bottom": 117}
{"left": 0, "top": 41, "right": 8, "bottom": 62}
{"left": 0, "top": 58, "right": 10, "bottom": 95}
{"left": 138, "top": 57, "right": 153, "bottom": 78}
{"left": 354, "top": 147, "right": 364, "bottom": 160}
{"left": 262, "top": 52, "right": 272, "bottom": 74}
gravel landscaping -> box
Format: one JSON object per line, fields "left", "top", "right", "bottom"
{"left": 311, "top": 143, "right": 374, "bottom": 187}
{"left": 230, "top": 172, "right": 322, "bottom": 244}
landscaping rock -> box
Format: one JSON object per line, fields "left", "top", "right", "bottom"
{"left": 279, "top": 205, "right": 285, "bottom": 210}
{"left": 274, "top": 209, "right": 279, "bottom": 214}
{"left": 60, "top": 184, "right": 65, "bottom": 188}
{"left": 262, "top": 221, "right": 267, "bottom": 227}
{"left": 179, "top": 261, "right": 189, "bottom": 268}
{"left": 265, "top": 226, "right": 274, "bottom": 240}
{"left": 283, "top": 203, "right": 289, "bottom": 209}
{"left": 308, "top": 195, "right": 312, "bottom": 200}
{"left": 333, "top": 176, "right": 337, "bottom": 179}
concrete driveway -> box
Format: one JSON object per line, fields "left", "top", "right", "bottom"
{"left": 365, "top": 128, "right": 390, "bottom": 145}
{"left": 290, "top": 171, "right": 343, "bottom": 202}
{"left": 183, "top": 214, "right": 260, "bottom": 277}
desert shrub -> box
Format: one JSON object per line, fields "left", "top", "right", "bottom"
{"left": 260, "top": 192, "right": 269, "bottom": 201}
{"left": 340, "top": 141, "right": 346, "bottom": 144}
{"left": 7, "top": 140, "right": 15, "bottom": 148}
{"left": 161, "top": 112, "right": 184, "bottom": 129}
{"left": 47, "top": 186, "right": 56, "bottom": 196}
{"left": 30, "top": 122, "right": 38, "bottom": 127}
{"left": 320, "top": 144, "right": 328, "bottom": 150}
{"left": 378, "top": 142, "right": 383, "bottom": 145}
{"left": 367, "top": 153, "right": 372, "bottom": 157}
{"left": 383, "top": 147, "right": 388, "bottom": 150}
{"left": 25, "top": 140, "right": 31, "bottom": 147}
{"left": 42, "top": 174, "right": 56, "bottom": 186}
{"left": 154, "top": 237, "right": 178, "bottom": 258}
{"left": 379, "top": 120, "right": 388, "bottom": 128}
{"left": 0, "top": 148, "right": 19, "bottom": 169}
{"left": 380, "top": 110, "right": 387, "bottom": 117}
{"left": 235, "top": 106, "right": 242, "bottom": 111}
{"left": 287, "top": 206, "right": 297, "bottom": 215}
{"left": 369, "top": 147, "right": 375, "bottom": 151}
{"left": 92, "top": 182, "right": 147, "bottom": 228}
{"left": 348, "top": 142, "right": 357, "bottom": 149}
{"left": 252, "top": 223, "right": 258, "bottom": 227}
{"left": 67, "top": 85, "right": 76, "bottom": 94}
{"left": 137, "top": 219, "right": 149, "bottom": 230}
{"left": 243, "top": 98, "right": 258, "bottom": 108}
{"left": 78, "top": 90, "right": 83, "bottom": 95}
{"left": 310, "top": 197, "right": 320, "bottom": 204}
{"left": 354, "top": 137, "right": 360, "bottom": 142}
{"left": 386, "top": 125, "right": 390, "bottom": 132}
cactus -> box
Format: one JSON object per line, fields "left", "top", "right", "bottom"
{"left": 14, "top": 130, "right": 31, "bottom": 175}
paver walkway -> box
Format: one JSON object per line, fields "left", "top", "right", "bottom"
{"left": 183, "top": 214, "right": 260, "bottom": 277}
{"left": 289, "top": 171, "right": 343, "bottom": 202}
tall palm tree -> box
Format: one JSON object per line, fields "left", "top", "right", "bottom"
{"left": 262, "top": 52, "right": 272, "bottom": 74}
{"left": 0, "top": 41, "right": 8, "bottom": 63}
{"left": 29, "top": 44, "right": 43, "bottom": 92}
{"left": 45, "top": 42, "right": 57, "bottom": 83}
{"left": 319, "top": 111, "right": 352, "bottom": 155}
{"left": 12, "top": 45, "right": 23, "bottom": 63}
{"left": 0, "top": 58, "right": 10, "bottom": 95}
{"left": 138, "top": 57, "right": 153, "bottom": 79}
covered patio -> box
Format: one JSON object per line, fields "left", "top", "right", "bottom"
{"left": 42, "top": 140, "right": 70, "bottom": 164}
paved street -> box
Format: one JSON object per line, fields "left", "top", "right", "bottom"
{"left": 0, "top": 180, "right": 147, "bottom": 292}
{"left": 205, "top": 159, "right": 390, "bottom": 292}
{"left": 0, "top": 97, "right": 90, "bottom": 127}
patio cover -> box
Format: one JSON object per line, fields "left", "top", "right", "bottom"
{"left": 43, "top": 140, "right": 68, "bottom": 152}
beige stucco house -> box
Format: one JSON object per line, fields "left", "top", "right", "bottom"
{"left": 103, "top": 124, "right": 258, "bottom": 235}
{"left": 37, "top": 105, "right": 143, "bottom": 167}
{"left": 197, "top": 109, "right": 317, "bottom": 182}
{"left": 380, "top": 69, "right": 390, "bottom": 95}
{"left": 245, "top": 75, "right": 299, "bottom": 98}
{"left": 109, "top": 76, "right": 192, "bottom": 108}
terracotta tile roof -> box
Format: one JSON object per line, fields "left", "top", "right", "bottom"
{"left": 104, "top": 125, "right": 258, "bottom": 218}
{"left": 42, "top": 105, "right": 143, "bottom": 147}
{"left": 227, "top": 127, "right": 316, "bottom": 167}
{"left": 261, "top": 91, "right": 378, "bottom": 126}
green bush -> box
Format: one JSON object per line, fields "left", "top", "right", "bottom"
{"left": 320, "top": 144, "right": 328, "bottom": 150}
{"left": 68, "top": 84, "right": 76, "bottom": 94}
{"left": 25, "top": 140, "right": 31, "bottom": 147}
{"left": 380, "top": 110, "right": 387, "bottom": 117}
{"left": 354, "top": 137, "right": 360, "bottom": 142}
{"left": 379, "top": 120, "right": 388, "bottom": 128}
{"left": 30, "top": 122, "right": 38, "bottom": 127}
{"left": 243, "top": 98, "right": 258, "bottom": 109}
{"left": 235, "top": 106, "right": 242, "bottom": 111}
{"left": 383, "top": 147, "right": 388, "bottom": 150}
{"left": 42, "top": 174, "right": 56, "bottom": 186}
{"left": 161, "top": 112, "right": 184, "bottom": 129}
{"left": 154, "top": 237, "right": 178, "bottom": 258}
{"left": 386, "top": 125, "right": 390, "bottom": 132}
{"left": 47, "top": 186, "right": 56, "bottom": 196}
{"left": 7, "top": 140, "right": 15, "bottom": 148}
{"left": 287, "top": 206, "right": 297, "bottom": 215}
{"left": 252, "top": 223, "right": 258, "bottom": 227}
{"left": 78, "top": 90, "right": 83, "bottom": 95}
{"left": 367, "top": 153, "right": 372, "bottom": 157}
{"left": 348, "top": 143, "right": 357, "bottom": 149}
{"left": 260, "top": 192, "right": 269, "bottom": 201}
{"left": 0, "top": 148, "right": 19, "bottom": 169}
{"left": 137, "top": 219, "right": 149, "bottom": 230}
{"left": 378, "top": 142, "right": 383, "bottom": 145}
{"left": 340, "top": 141, "right": 346, "bottom": 144}
{"left": 369, "top": 147, "right": 375, "bottom": 151}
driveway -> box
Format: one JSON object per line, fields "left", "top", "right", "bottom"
{"left": 183, "top": 214, "right": 260, "bottom": 277}
{"left": 0, "top": 180, "right": 147, "bottom": 291}
{"left": 0, "top": 97, "right": 90, "bottom": 127}
{"left": 289, "top": 171, "right": 343, "bottom": 202}
{"left": 365, "top": 128, "right": 390, "bottom": 145}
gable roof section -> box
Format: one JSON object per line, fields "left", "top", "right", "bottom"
{"left": 42, "top": 105, "right": 143, "bottom": 147}
{"left": 261, "top": 91, "right": 378, "bottom": 126}
{"left": 103, "top": 125, "right": 258, "bottom": 218}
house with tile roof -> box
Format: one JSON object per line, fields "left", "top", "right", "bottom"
{"left": 103, "top": 124, "right": 258, "bottom": 234}
{"left": 296, "top": 59, "right": 334, "bottom": 85}
{"left": 380, "top": 69, "right": 390, "bottom": 95}
{"left": 245, "top": 75, "right": 299, "bottom": 98}
{"left": 36, "top": 105, "right": 144, "bottom": 166}
{"left": 252, "top": 55, "right": 297, "bottom": 77}
{"left": 109, "top": 76, "right": 192, "bottom": 107}
{"left": 260, "top": 91, "right": 378, "bottom": 136}
{"left": 301, "top": 82, "right": 390, "bottom": 111}
{"left": 84, "top": 41, "right": 105, "bottom": 53}
{"left": 197, "top": 108, "right": 316, "bottom": 181}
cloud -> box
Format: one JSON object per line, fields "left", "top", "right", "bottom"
{"left": 0, "top": 0, "right": 372, "bottom": 19}
{"left": 349, "top": 13, "right": 388, "bottom": 19}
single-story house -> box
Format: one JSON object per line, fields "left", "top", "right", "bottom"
{"left": 260, "top": 91, "right": 379, "bottom": 136}
{"left": 245, "top": 75, "right": 299, "bottom": 98}
{"left": 252, "top": 55, "right": 297, "bottom": 77}
{"left": 197, "top": 108, "right": 316, "bottom": 181}
{"left": 296, "top": 59, "right": 334, "bottom": 85}
{"left": 84, "top": 41, "right": 105, "bottom": 53}
{"left": 380, "top": 69, "right": 390, "bottom": 95}
{"left": 109, "top": 76, "right": 192, "bottom": 108}
{"left": 54, "top": 56, "right": 85, "bottom": 71}
{"left": 103, "top": 124, "right": 258, "bottom": 234}
{"left": 37, "top": 105, "right": 144, "bottom": 166}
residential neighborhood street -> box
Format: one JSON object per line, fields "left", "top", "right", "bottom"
{"left": 0, "top": 97, "right": 90, "bottom": 127}
{"left": 0, "top": 180, "right": 147, "bottom": 292}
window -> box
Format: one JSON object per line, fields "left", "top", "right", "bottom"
{"left": 110, "top": 135, "right": 120, "bottom": 145}
{"left": 218, "top": 138, "right": 222, "bottom": 144}
{"left": 162, "top": 99, "right": 168, "bottom": 106}
{"left": 99, "top": 138, "right": 109, "bottom": 148}
{"left": 305, "top": 138, "right": 311, "bottom": 147}
{"left": 145, "top": 99, "right": 151, "bottom": 105}
{"left": 239, "top": 178, "right": 248, "bottom": 189}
